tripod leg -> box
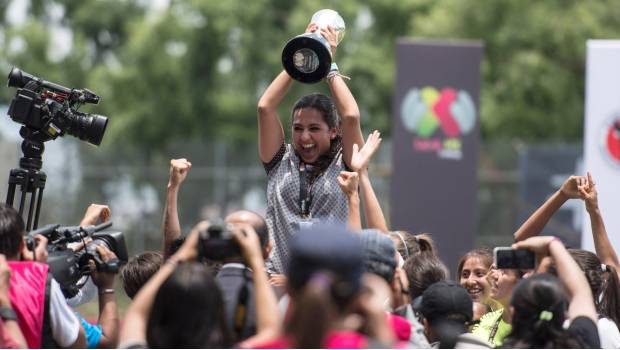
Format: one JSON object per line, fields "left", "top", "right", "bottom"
{"left": 33, "top": 187, "right": 44, "bottom": 230}
{"left": 26, "top": 188, "right": 37, "bottom": 231}
{"left": 5, "top": 183, "right": 16, "bottom": 207}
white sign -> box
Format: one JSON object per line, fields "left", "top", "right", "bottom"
{"left": 582, "top": 40, "right": 620, "bottom": 251}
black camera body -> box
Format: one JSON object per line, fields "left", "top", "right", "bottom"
{"left": 197, "top": 222, "right": 241, "bottom": 261}
{"left": 7, "top": 67, "right": 108, "bottom": 146}
{"left": 27, "top": 222, "right": 128, "bottom": 298}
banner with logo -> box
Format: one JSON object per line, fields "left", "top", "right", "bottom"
{"left": 391, "top": 40, "right": 482, "bottom": 270}
{"left": 582, "top": 40, "right": 620, "bottom": 251}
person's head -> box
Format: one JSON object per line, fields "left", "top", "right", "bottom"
{"left": 389, "top": 231, "right": 435, "bottom": 260}
{"left": 504, "top": 273, "right": 583, "bottom": 348}
{"left": 120, "top": 251, "right": 163, "bottom": 299}
{"left": 487, "top": 265, "right": 523, "bottom": 307}
{"left": 360, "top": 229, "right": 397, "bottom": 284}
{"left": 567, "top": 249, "right": 620, "bottom": 329}
{"left": 291, "top": 93, "right": 340, "bottom": 164}
{"left": 0, "top": 204, "right": 25, "bottom": 259}
{"left": 404, "top": 253, "right": 449, "bottom": 300}
{"left": 147, "top": 262, "right": 231, "bottom": 348}
{"left": 225, "top": 210, "right": 271, "bottom": 258}
{"left": 415, "top": 281, "right": 473, "bottom": 348}
{"left": 286, "top": 225, "right": 364, "bottom": 348}
{"left": 457, "top": 248, "right": 493, "bottom": 304}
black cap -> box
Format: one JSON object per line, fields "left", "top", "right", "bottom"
{"left": 286, "top": 224, "right": 363, "bottom": 294}
{"left": 413, "top": 280, "right": 473, "bottom": 326}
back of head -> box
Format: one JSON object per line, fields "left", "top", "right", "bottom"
{"left": 286, "top": 225, "right": 363, "bottom": 348}
{"left": 225, "top": 210, "right": 269, "bottom": 249}
{"left": 389, "top": 231, "right": 436, "bottom": 260}
{"left": 147, "top": 262, "right": 231, "bottom": 348}
{"left": 360, "top": 229, "right": 397, "bottom": 284}
{"left": 405, "top": 254, "right": 449, "bottom": 300}
{"left": 505, "top": 273, "right": 583, "bottom": 348}
{"left": 415, "top": 281, "right": 473, "bottom": 348}
{"left": 568, "top": 249, "right": 620, "bottom": 329}
{"left": 120, "top": 251, "right": 163, "bottom": 299}
{"left": 0, "top": 204, "right": 25, "bottom": 258}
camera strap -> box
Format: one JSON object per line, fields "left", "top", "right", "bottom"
{"left": 233, "top": 269, "right": 250, "bottom": 338}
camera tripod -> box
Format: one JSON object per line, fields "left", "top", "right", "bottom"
{"left": 5, "top": 127, "right": 50, "bottom": 231}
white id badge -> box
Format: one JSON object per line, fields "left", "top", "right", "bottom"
{"left": 297, "top": 220, "right": 313, "bottom": 230}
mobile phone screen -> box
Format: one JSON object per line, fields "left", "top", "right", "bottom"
{"left": 495, "top": 248, "right": 535, "bottom": 269}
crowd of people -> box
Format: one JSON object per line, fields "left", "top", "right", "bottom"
{"left": 0, "top": 22, "right": 618, "bottom": 349}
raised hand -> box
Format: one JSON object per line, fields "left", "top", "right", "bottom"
{"left": 350, "top": 130, "right": 382, "bottom": 172}
{"left": 559, "top": 175, "right": 586, "bottom": 199}
{"left": 319, "top": 25, "right": 339, "bottom": 55}
{"left": 168, "top": 158, "right": 192, "bottom": 188}
{"left": 80, "top": 203, "right": 111, "bottom": 226}
{"left": 337, "top": 171, "right": 359, "bottom": 197}
{"left": 578, "top": 172, "right": 599, "bottom": 212}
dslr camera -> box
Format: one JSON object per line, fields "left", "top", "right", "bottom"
{"left": 7, "top": 67, "right": 108, "bottom": 145}
{"left": 27, "top": 222, "right": 128, "bottom": 298}
{"left": 197, "top": 220, "right": 241, "bottom": 261}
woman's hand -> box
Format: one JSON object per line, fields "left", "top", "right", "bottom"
{"left": 350, "top": 131, "right": 382, "bottom": 172}
{"left": 320, "top": 25, "right": 339, "bottom": 56}
{"left": 559, "top": 175, "right": 586, "bottom": 200}
{"left": 337, "top": 171, "right": 359, "bottom": 197}
{"left": 512, "top": 236, "right": 559, "bottom": 255}
{"left": 578, "top": 172, "right": 599, "bottom": 213}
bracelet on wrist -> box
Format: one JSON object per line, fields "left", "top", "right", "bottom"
{"left": 99, "top": 288, "right": 115, "bottom": 295}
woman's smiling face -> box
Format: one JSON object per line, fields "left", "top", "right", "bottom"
{"left": 291, "top": 107, "right": 337, "bottom": 164}
{"left": 460, "top": 256, "right": 492, "bottom": 303}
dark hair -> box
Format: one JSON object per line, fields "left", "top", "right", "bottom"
{"left": 366, "top": 259, "right": 395, "bottom": 284}
{"left": 568, "top": 249, "right": 620, "bottom": 329}
{"left": 457, "top": 248, "right": 493, "bottom": 280}
{"left": 146, "top": 262, "right": 232, "bottom": 348}
{"left": 0, "top": 204, "right": 25, "bottom": 257}
{"left": 404, "top": 254, "right": 449, "bottom": 300}
{"left": 503, "top": 274, "right": 584, "bottom": 348}
{"left": 286, "top": 272, "right": 344, "bottom": 348}
{"left": 389, "top": 231, "right": 435, "bottom": 259}
{"left": 120, "top": 251, "right": 163, "bottom": 299}
{"left": 291, "top": 93, "right": 342, "bottom": 170}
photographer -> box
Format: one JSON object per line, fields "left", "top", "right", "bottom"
{"left": 161, "top": 158, "right": 272, "bottom": 341}
{"left": 0, "top": 204, "right": 86, "bottom": 348}
{"left": 120, "top": 221, "right": 280, "bottom": 348}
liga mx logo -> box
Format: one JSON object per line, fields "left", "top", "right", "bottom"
{"left": 401, "top": 87, "right": 476, "bottom": 160}
{"left": 601, "top": 114, "right": 620, "bottom": 168}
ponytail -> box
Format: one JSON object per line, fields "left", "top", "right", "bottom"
{"left": 601, "top": 264, "right": 620, "bottom": 329}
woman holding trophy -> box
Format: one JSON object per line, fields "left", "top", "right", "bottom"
{"left": 257, "top": 10, "right": 364, "bottom": 275}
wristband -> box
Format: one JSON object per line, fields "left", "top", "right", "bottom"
{"left": 330, "top": 62, "right": 339, "bottom": 72}
{"left": 99, "top": 288, "right": 115, "bottom": 295}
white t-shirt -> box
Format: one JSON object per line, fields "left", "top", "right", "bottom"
{"left": 49, "top": 278, "right": 81, "bottom": 347}
{"left": 598, "top": 317, "right": 620, "bottom": 349}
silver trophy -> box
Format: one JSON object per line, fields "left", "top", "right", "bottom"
{"left": 282, "top": 9, "right": 346, "bottom": 84}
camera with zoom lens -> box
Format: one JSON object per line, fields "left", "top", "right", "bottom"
{"left": 6, "top": 67, "right": 108, "bottom": 145}
{"left": 27, "top": 222, "right": 128, "bottom": 298}
{"left": 197, "top": 221, "right": 241, "bottom": 261}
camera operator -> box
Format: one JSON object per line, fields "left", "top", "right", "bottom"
{"left": 0, "top": 203, "right": 86, "bottom": 348}
{"left": 161, "top": 158, "right": 273, "bottom": 341}
{"left": 0, "top": 254, "right": 27, "bottom": 348}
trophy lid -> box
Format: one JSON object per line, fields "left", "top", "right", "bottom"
{"left": 311, "top": 9, "right": 345, "bottom": 35}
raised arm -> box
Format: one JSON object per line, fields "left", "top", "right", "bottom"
{"left": 257, "top": 71, "right": 289, "bottom": 163}
{"left": 579, "top": 172, "right": 620, "bottom": 273}
{"left": 513, "top": 175, "right": 584, "bottom": 241}
{"left": 337, "top": 171, "right": 362, "bottom": 231}
{"left": 513, "top": 236, "right": 598, "bottom": 323}
{"left": 162, "top": 158, "right": 191, "bottom": 258}
{"left": 90, "top": 246, "right": 120, "bottom": 348}
{"left": 350, "top": 131, "right": 388, "bottom": 232}
{"left": 321, "top": 26, "right": 364, "bottom": 168}
{"left": 235, "top": 225, "right": 282, "bottom": 347}
{"left": 120, "top": 221, "right": 205, "bottom": 347}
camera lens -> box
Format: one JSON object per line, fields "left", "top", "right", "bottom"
{"left": 67, "top": 112, "right": 108, "bottom": 146}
